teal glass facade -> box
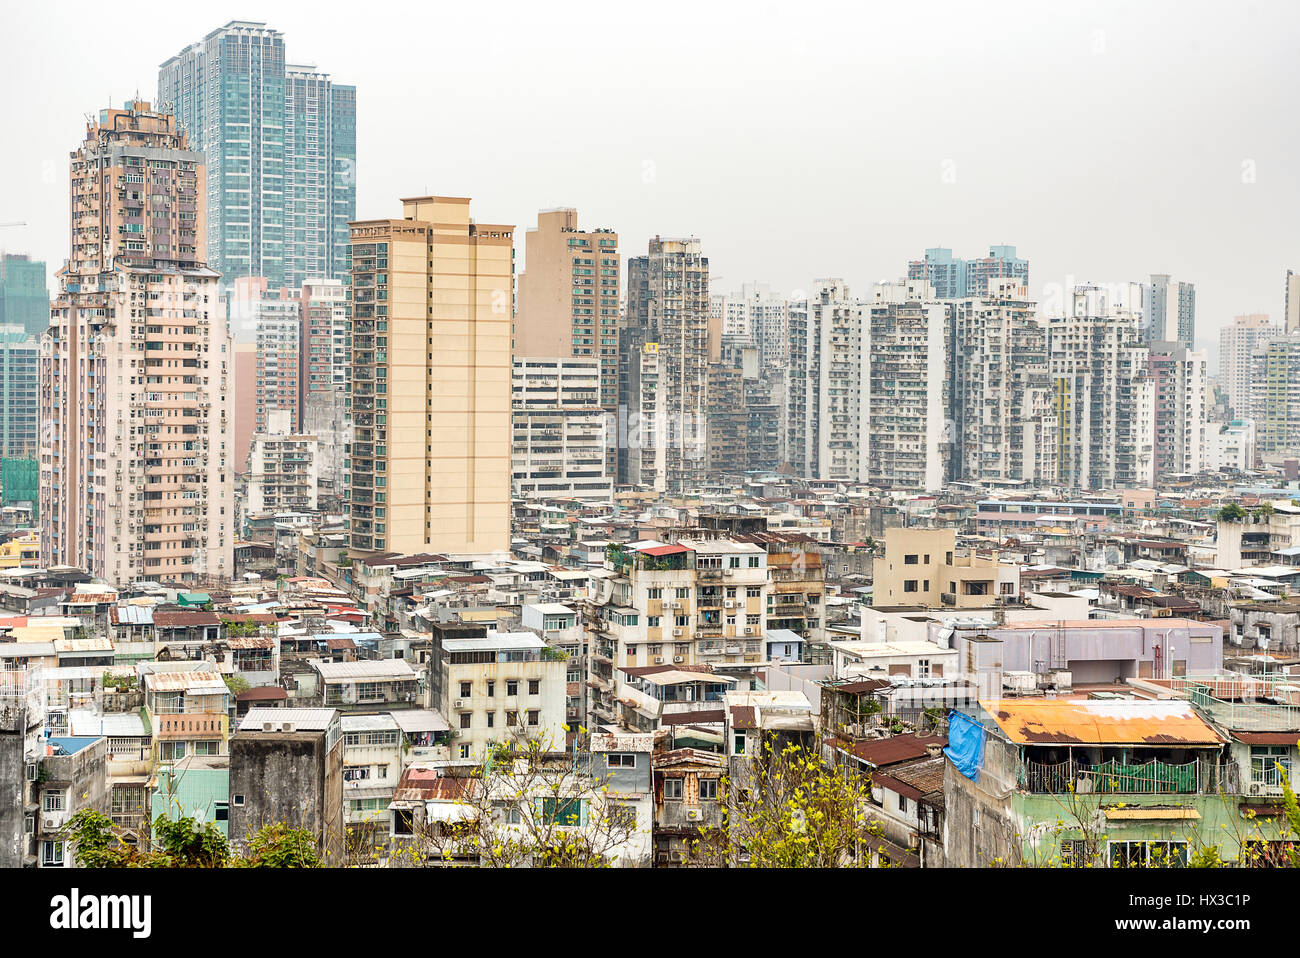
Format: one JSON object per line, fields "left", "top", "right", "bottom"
{"left": 159, "top": 21, "right": 356, "bottom": 289}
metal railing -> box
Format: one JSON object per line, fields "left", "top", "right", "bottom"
{"left": 1022, "top": 758, "right": 1239, "bottom": 795}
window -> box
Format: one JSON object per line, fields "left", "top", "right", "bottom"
{"left": 506, "top": 680, "right": 519, "bottom": 696}
{"left": 459, "top": 712, "right": 472, "bottom": 730}
{"left": 486, "top": 681, "right": 495, "bottom": 697}
{"left": 1251, "top": 746, "right": 1291, "bottom": 786}
{"left": 648, "top": 616, "right": 661, "bottom": 627}
{"left": 676, "top": 588, "right": 690, "bottom": 599}
{"left": 729, "top": 557, "right": 741, "bottom": 568}
{"left": 539, "top": 797, "right": 583, "bottom": 826}
{"left": 608, "top": 752, "right": 636, "bottom": 768}
{"left": 923, "top": 554, "right": 930, "bottom": 564}
{"left": 494, "top": 801, "right": 523, "bottom": 825}
{"left": 459, "top": 681, "right": 471, "bottom": 698}
{"left": 1000, "top": 582, "right": 1016, "bottom": 595}
{"left": 917, "top": 659, "right": 931, "bottom": 678}
{"left": 42, "top": 841, "right": 64, "bottom": 867}
{"left": 748, "top": 557, "right": 760, "bottom": 568}
{"left": 214, "top": 803, "right": 228, "bottom": 822}
{"left": 1059, "top": 839, "right": 1090, "bottom": 866}
{"left": 734, "top": 733, "right": 746, "bottom": 755}
{"left": 459, "top": 744, "right": 471, "bottom": 760}
{"left": 507, "top": 711, "right": 519, "bottom": 727}
{"left": 647, "top": 587, "right": 663, "bottom": 599}
{"left": 233, "top": 794, "right": 245, "bottom": 807}
{"left": 898, "top": 795, "right": 908, "bottom": 813}
{"left": 664, "top": 778, "right": 684, "bottom": 800}
{"left": 610, "top": 803, "right": 637, "bottom": 828}
{"left": 699, "top": 778, "right": 718, "bottom": 800}
{"left": 344, "top": 766, "right": 371, "bottom": 782}
{"left": 528, "top": 680, "right": 540, "bottom": 696}
{"left": 486, "top": 712, "right": 495, "bottom": 728}
{"left": 747, "top": 587, "right": 761, "bottom": 598}
{"left": 160, "top": 741, "right": 187, "bottom": 762}
{"left": 903, "top": 580, "right": 918, "bottom": 593}
{"left": 43, "top": 791, "right": 66, "bottom": 812}
{"left": 1109, "top": 840, "right": 1187, "bottom": 868}
{"left": 527, "top": 710, "right": 540, "bottom": 726}
{"left": 904, "top": 554, "right": 918, "bottom": 565}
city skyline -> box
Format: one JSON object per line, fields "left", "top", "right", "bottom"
{"left": 3, "top": 2, "right": 1299, "bottom": 360}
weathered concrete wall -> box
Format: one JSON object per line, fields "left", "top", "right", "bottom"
{"left": 229, "top": 733, "right": 344, "bottom": 864}
{"left": 941, "top": 733, "right": 1021, "bottom": 868}
{"left": 0, "top": 730, "right": 25, "bottom": 868}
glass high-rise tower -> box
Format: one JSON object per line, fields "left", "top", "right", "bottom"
{"left": 158, "top": 20, "right": 356, "bottom": 289}
{"left": 0, "top": 254, "right": 50, "bottom": 337}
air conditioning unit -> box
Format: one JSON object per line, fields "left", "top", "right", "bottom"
{"left": 724, "top": 600, "right": 734, "bottom": 608}
{"left": 672, "top": 629, "right": 683, "bottom": 637}
{"left": 723, "top": 569, "right": 734, "bottom": 577}
{"left": 744, "top": 628, "right": 754, "bottom": 635}
{"left": 684, "top": 808, "right": 702, "bottom": 821}
{"left": 673, "top": 656, "right": 684, "bottom": 663}
{"left": 653, "top": 656, "right": 664, "bottom": 664}
{"left": 453, "top": 698, "right": 465, "bottom": 709}
{"left": 42, "top": 814, "right": 60, "bottom": 831}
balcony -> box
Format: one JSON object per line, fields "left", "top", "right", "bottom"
{"left": 1022, "top": 757, "right": 1237, "bottom": 795}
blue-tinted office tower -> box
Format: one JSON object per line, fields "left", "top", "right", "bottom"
{"left": 158, "top": 21, "right": 356, "bottom": 288}
{"left": 0, "top": 254, "right": 50, "bottom": 337}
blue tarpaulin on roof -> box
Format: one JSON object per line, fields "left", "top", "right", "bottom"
{"left": 944, "top": 710, "right": 986, "bottom": 782}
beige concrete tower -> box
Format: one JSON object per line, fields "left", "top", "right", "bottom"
{"left": 516, "top": 209, "right": 620, "bottom": 411}
{"left": 41, "top": 100, "right": 234, "bottom": 585}
{"left": 348, "top": 197, "right": 513, "bottom": 556}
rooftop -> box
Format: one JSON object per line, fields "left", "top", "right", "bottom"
{"left": 980, "top": 698, "right": 1226, "bottom": 746}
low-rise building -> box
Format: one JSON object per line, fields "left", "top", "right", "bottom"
{"left": 229, "top": 707, "right": 344, "bottom": 865}
{"left": 428, "top": 630, "right": 566, "bottom": 761}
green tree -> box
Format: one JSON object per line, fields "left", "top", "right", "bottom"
{"left": 237, "top": 822, "right": 324, "bottom": 868}
{"left": 224, "top": 673, "right": 251, "bottom": 696}
{"left": 1217, "top": 504, "right": 1246, "bottom": 523}
{"left": 690, "top": 735, "right": 884, "bottom": 867}
{"left": 61, "top": 809, "right": 323, "bottom": 869}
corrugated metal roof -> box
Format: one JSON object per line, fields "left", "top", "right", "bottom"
{"left": 392, "top": 709, "right": 450, "bottom": 733}
{"left": 110, "top": 605, "right": 154, "bottom": 626}
{"left": 638, "top": 544, "right": 692, "bottom": 557}
{"left": 0, "top": 642, "right": 56, "bottom": 657}
{"left": 1232, "top": 732, "right": 1300, "bottom": 745}
{"left": 981, "top": 699, "right": 1226, "bottom": 746}
{"left": 341, "top": 713, "right": 400, "bottom": 732}
{"left": 68, "top": 709, "right": 148, "bottom": 737}
{"left": 441, "top": 633, "right": 545, "bottom": 653}
{"left": 153, "top": 610, "right": 221, "bottom": 628}
{"left": 143, "top": 670, "right": 227, "bottom": 693}
{"left": 314, "top": 659, "right": 416, "bottom": 681}
{"left": 830, "top": 733, "right": 947, "bottom": 768}
{"left": 239, "top": 708, "right": 337, "bottom": 732}
{"left": 53, "top": 637, "right": 114, "bottom": 653}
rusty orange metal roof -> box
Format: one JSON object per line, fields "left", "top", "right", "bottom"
{"left": 980, "top": 699, "right": 1226, "bottom": 746}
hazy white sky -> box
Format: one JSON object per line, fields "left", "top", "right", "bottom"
{"left": 3, "top": 0, "right": 1299, "bottom": 359}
